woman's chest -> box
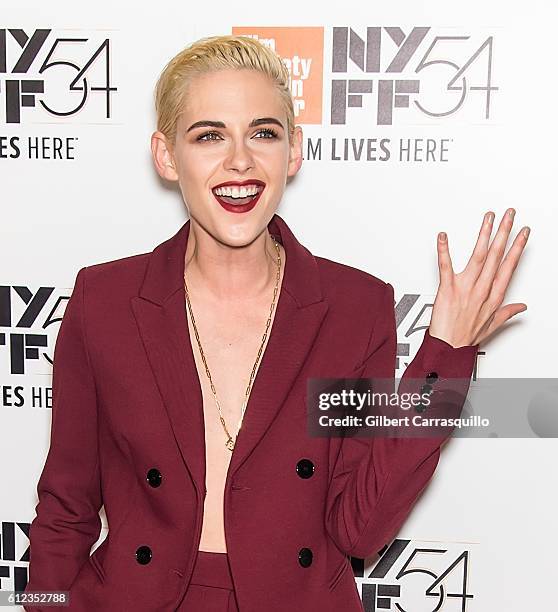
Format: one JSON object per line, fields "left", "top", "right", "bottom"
{"left": 185, "top": 295, "right": 278, "bottom": 428}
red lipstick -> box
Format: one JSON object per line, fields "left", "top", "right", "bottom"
{"left": 211, "top": 179, "right": 266, "bottom": 214}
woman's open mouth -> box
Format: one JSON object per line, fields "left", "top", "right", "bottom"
{"left": 211, "top": 181, "right": 265, "bottom": 214}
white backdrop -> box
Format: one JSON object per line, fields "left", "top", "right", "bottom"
{"left": 2, "top": 2, "right": 556, "bottom": 610}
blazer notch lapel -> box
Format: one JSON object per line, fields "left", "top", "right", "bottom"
{"left": 130, "top": 293, "right": 206, "bottom": 496}
{"left": 227, "top": 294, "right": 330, "bottom": 479}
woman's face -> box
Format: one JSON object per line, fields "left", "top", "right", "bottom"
{"left": 152, "top": 68, "right": 303, "bottom": 246}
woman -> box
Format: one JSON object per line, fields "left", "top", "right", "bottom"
{"left": 24, "top": 35, "right": 529, "bottom": 611}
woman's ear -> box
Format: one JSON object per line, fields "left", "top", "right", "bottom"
{"left": 287, "top": 125, "right": 303, "bottom": 177}
{"left": 151, "top": 131, "right": 178, "bottom": 181}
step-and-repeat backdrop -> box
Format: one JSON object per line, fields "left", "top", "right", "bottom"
{"left": 2, "top": 1, "right": 555, "bottom": 610}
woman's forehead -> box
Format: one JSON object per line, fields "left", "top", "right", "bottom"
{"left": 179, "top": 72, "right": 286, "bottom": 126}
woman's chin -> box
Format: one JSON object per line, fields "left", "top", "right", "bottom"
{"left": 210, "top": 211, "right": 277, "bottom": 247}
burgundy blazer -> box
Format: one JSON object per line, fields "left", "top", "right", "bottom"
{"left": 24, "top": 213, "right": 478, "bottom": 611}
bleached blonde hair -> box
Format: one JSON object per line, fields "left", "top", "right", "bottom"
{"left": 154, "top": 35, "right": 295, "bottom": 146}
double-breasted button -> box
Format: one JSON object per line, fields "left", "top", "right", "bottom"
{"left": 146, "top": 468, "right": 162, "bottom": 488}
{"left": 135, "top": 545, "right": 152, "bottom": 565}
{"left": 298, "top": 547, "right": 313, "bottom": 567}
{"left": 417, "top": 382, "right": 434, "bottom": 413}
{"left": 426, "top": 371, "right": 439, "bottom": 383}
{"left": 296, "top": 459, "right": 315, "bottom": 479}
{"left": 420, "top": 383, "right": 433, "bottom": 395}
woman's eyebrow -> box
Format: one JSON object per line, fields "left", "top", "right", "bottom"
{"left": 186, "top": 117, "right": 284, "bottom": 133}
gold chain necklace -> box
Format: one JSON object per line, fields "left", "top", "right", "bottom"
{"left": 183, "top": 236, "right": 282, "bottom": 452}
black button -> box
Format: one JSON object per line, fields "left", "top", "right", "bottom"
{"left": 146, "top": 468, "right": 162, "bottom": 488}
{"left": 426, "top": 371, "right": 439, "bottom": 383}
{"left": 298, "top": 547, "right": 313, "bottom": 567}
{"left": 296, "top": 459, "right": 315, "bottom": 479}
{"left": 414, "top": 402, "right": 427, "bottom": 414}
{"left": 420, "top": 383, "right": 433, "bottom": 395}
{"left": 135, "top": 545, "right": 152, "bottom": 565}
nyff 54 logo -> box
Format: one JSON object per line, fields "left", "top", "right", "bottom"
{"left": 0, "top": 28, "right": 117, "bottom": 123}
{"left": 0, "top": 282, "right": 70, "bottom": 376}
{"left": 353, "top": 538, "right": 477, "bottom": 611}
{"left": 331, "top": 27, "right": 498, "bottom": 126}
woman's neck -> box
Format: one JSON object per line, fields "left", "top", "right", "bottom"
{"left": 183, "top": 220, "right": 283, "bottom": 303}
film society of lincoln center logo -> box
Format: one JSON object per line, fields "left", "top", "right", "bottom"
{"left": 0, "top": 28, "right": 117, "bottom": 124}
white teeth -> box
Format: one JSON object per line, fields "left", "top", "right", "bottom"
{"left": 213, "top": 184, "right": 261, "bottom": 198}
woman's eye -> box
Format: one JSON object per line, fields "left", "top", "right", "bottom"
{"left": 197, "top": 131, "right": 222, "bottom": 142}
{"left": 255, "top": 128, "right": 278, "bottom": 139}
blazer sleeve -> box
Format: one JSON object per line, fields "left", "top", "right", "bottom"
{"left": 324, "top": 281, "right": 478, "bottom": 559}
{"left": 24, "top": 266, "right": 102, "bottom": 607}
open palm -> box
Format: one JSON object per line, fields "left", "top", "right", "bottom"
{"left": 428, "top": 208, "right": 530, "bottom": 348}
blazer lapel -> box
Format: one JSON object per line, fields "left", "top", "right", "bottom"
{"left": 131, "top": 214, "right": 329, "bottom": 496}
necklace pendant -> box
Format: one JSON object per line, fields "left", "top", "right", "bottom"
{"left": 225, "top": 437, "right": 235, "bottom": 451}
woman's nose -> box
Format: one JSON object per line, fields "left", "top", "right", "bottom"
{"left": 224, "top": 141, "right": 255, "bottom": 172}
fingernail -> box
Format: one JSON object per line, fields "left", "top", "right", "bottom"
{"left": 523, "top": 226, "right": 530, "bottom": 239}
{"left": 508, "top": 208, "right": 515, "bottom": 217}
{"left": 439, "top": 232, "right": 447, "bottom": 242}
{"left": 485, "top": 212, "right": 494, "bottom": 224}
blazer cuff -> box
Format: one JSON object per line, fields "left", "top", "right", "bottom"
{"left": 418, "top": 327, "right": 479, "bottom": 379}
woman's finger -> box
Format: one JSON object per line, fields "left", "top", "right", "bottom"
{"left": 463, "top": 211, "right": 494, "bottom": 283}
{"left": 486, "top": 226, "right": 530, "bottom": 309}
{"left": 473, "top": 208, "right": 516, "bottom": 300}
{"left": 437, "top": 231, "right": 454, "bottom": 289}
{"left": 477, "top": 302, "right": 528, "bottom": 343}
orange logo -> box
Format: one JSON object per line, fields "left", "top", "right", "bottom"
{"left": 231, "top": 27, "right": 323, "bottom": 124}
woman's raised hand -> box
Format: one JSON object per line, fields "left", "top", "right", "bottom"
{"left": 428, "top": 208, "right": 530, "bottom": 348}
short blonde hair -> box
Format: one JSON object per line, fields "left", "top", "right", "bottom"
{"left": 154, "top": 35, "right": 295, "bottom": 146}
